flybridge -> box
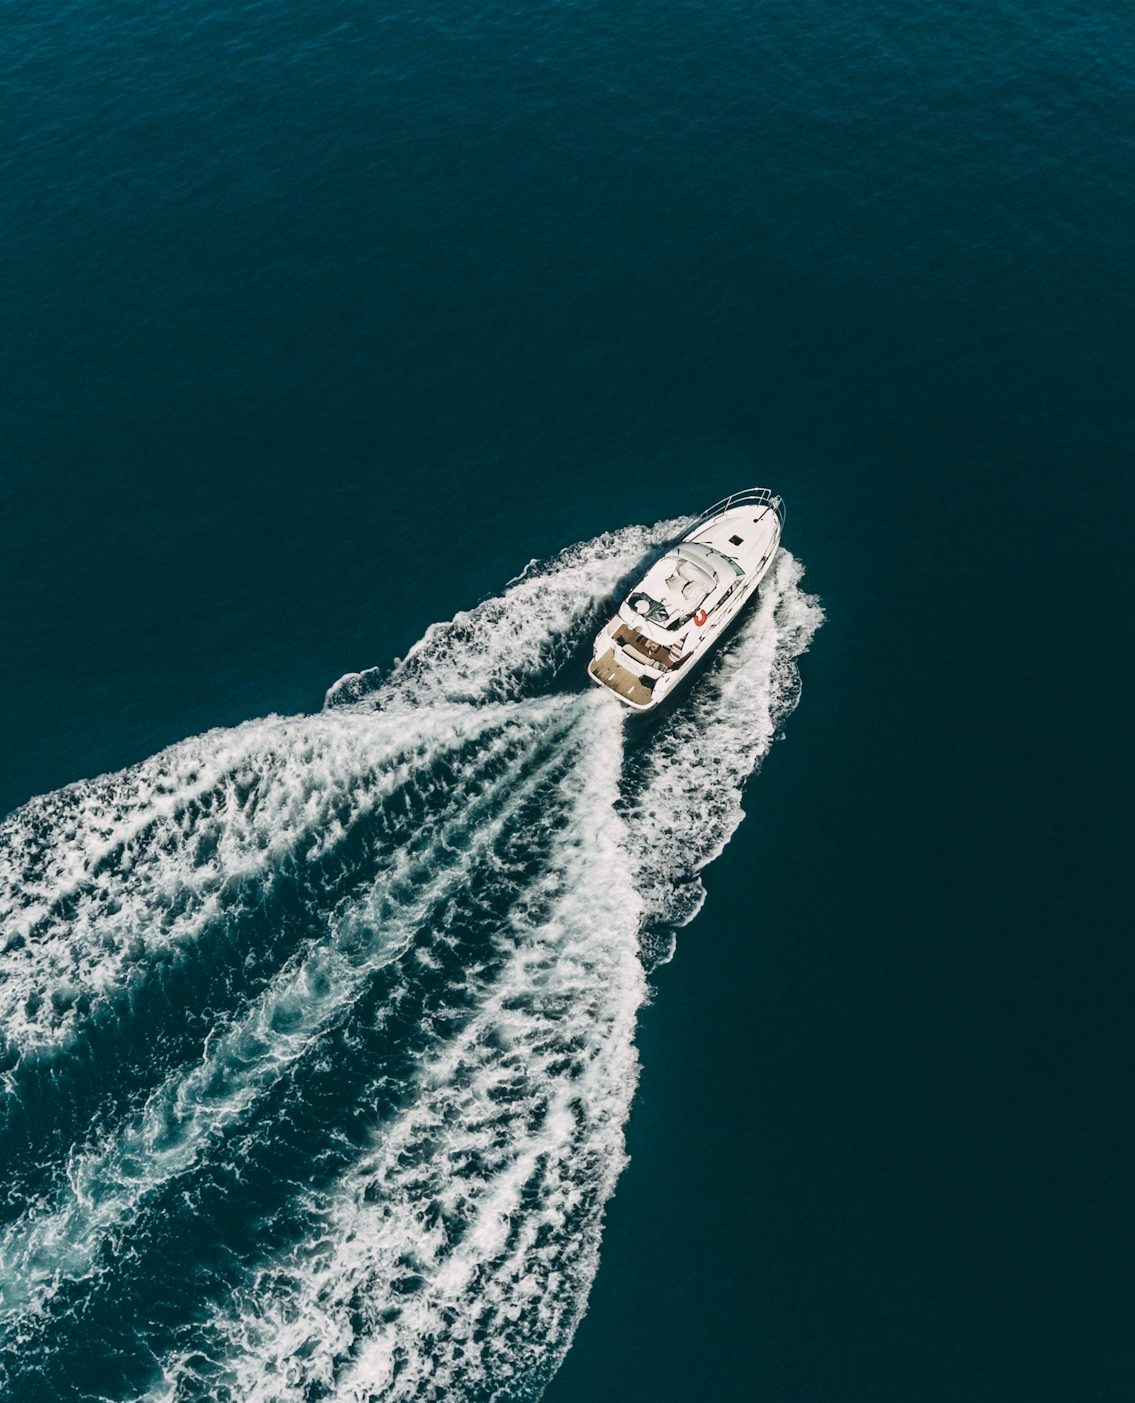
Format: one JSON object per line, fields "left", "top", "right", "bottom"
{"left": 588, "top": 489, "right": 784, "bottom": 711}
{"left": 623, "top": 542, "right": 744, "bottom": 635}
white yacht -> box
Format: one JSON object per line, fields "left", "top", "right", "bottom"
{"left": 588, "top": 488, "right": 784, "bottom": 711}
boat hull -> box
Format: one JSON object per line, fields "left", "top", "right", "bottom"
{"left": 588, "top": 491, "right": 783, "bottom": 712}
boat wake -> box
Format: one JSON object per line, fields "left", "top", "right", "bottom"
{"left": 0, "top": 521, "right": 822, "bottom": 1402}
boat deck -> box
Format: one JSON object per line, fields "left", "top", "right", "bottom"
{"left": 612, "top": 624, "right": 682, "bottom": 672}
{"left": 589, "top": 650, "right": 655, "bottom": 708}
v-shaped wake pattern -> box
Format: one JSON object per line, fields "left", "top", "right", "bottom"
{"left": 0, "top": 520, "right": 821, "bottom": 1402}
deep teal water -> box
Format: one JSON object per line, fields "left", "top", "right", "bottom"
{"left": 2, "top": 3, "right": 1133, "bottom": 1401}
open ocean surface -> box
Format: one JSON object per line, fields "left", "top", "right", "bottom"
{"left": 1, "top": 3, "right": 1132, "bottom": 1400}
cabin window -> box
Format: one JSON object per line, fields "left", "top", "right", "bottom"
{"left": 729, "top": 534, "right": 744, "bottom": 546}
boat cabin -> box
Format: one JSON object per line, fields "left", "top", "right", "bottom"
{"left": 618, "top": 542, "right": 743, "bottom": 640}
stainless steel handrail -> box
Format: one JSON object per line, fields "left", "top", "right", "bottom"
{"left": 686, "top": 486, "right": 785, "bottom": 536}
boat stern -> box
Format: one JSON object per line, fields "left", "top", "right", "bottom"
{"left": 588, "top": 647, "right": 661, "bottom": 710}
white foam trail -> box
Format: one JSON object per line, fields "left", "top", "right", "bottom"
{"left": 325, "top": 519, "right": 683, "bottom": 710}
{"left": 150, "top": 700, "right": 642, "bottom": 1403}
{"left": 0, "top": 517, "right": 823, "bottom": 1403}
{"left": 627, "top": 550, "right": 824, "bottom": 940}
{"left": 0, "top": 706, "right": 504, "bottom": 1063}
{"left": 0, "top": 699, "right": 578, "bottom": 1329}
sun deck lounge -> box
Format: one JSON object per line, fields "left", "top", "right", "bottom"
{"left": 611, "top": 624, "right": 684, "bottom": 672}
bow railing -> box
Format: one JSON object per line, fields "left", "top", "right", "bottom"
{"left": 686, "top": 487, "right": 785, "bottom": 536}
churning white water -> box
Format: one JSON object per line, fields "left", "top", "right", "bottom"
{"left": 0, "top": 522, "right": 822, "bottom": 1402}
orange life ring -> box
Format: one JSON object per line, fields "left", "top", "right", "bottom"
{"left": 693, "top": 609, "right": 708, "bottom": 627}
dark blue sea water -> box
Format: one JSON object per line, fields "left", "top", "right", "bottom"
{"left": 2, "top": 3, "right": 1132, "bottom": 1400}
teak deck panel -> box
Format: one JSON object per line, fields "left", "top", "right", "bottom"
{"left": 589, "top": 650, "right": 654, "bottom": 707}
{"left": 612, "top": 624, "right": 681, "bottom": 672}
